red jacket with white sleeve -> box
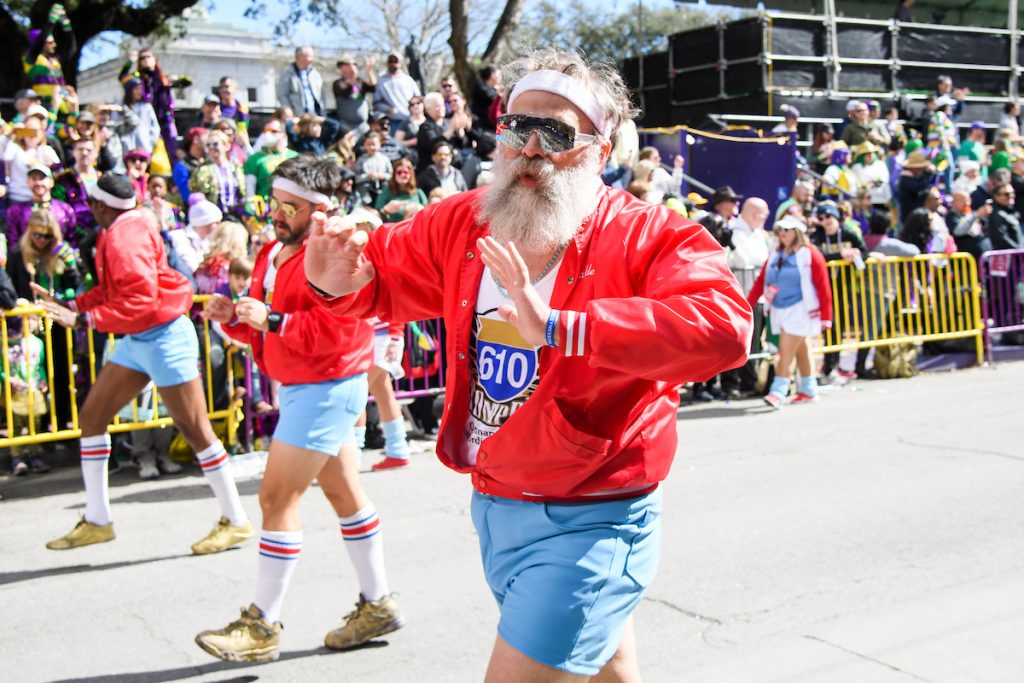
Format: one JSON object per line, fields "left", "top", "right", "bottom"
{"left": 73, "top": 209, "right": 192, "bottom": 334}
{"left": 747, "top": 245, "right": 833, "bottom": 327}
{"left": 315, "top": 187, "right": 752, "bottom": 501}
{"left": 224, "top": 240, "right": 372, "bottom": 385}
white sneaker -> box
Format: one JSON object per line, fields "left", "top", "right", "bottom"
{"left": 138, "top": 453, "right": 160, "bottom": 480}
{"left": 157, "top": 452, "right": 183, "bottom": 474}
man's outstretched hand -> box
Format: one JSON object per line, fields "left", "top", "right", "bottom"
{"left": 305, "top": 211, "right": 376, "bottom": 298}
{"left": 477, "top": 237, "right": 553, "bottom": 348}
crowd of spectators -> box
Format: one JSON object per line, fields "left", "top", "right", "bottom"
{"left": 0, "top": 6, "right": 505, "bottom": 474}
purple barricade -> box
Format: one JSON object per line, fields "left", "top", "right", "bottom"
{"left": 979, "top": 249, "right": 1024, "bottom": 363}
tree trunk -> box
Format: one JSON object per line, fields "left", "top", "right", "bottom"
{"left": 449, "top": 0, "right": 523, "bottom": 96}
{"left": 482, "top": 0, "right": 524, "bottom": 65}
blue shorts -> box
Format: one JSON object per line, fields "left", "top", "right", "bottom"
{"left": 107, "top": 317, "right": 200, "bottom": 388}
{"left": 273, "top": 374, "right": 368, "bottom": 456}
{"left": 470, "top": 488, "right": 663, "bottom": 676}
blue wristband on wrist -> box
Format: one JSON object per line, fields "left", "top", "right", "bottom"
{"left": 545, "top": 309, "right": 559, "bottom": 347}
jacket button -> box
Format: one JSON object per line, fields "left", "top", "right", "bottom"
{"left": 466, "top": 251, "right": 474, "bottom": 259}
{"left": 567, "top": 276, "right": 575, "bottom": 284}
{"left": 478, "top": 480, "right": 487, "bottom": 490}
{"left": 457, "top": 352, "right": 465, "bottom": 361}
{"left": 460, "top": 299, "right": 468, "bottom": 307}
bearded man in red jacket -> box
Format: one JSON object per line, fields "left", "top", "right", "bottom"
{"left": 306, "top": 50, "right": 753, "bottom": 681}
{"left": 37, "top": 174, "right": 252, "bottom": 554}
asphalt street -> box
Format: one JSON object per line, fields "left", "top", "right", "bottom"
{"left": 1, "top": 362, "right": 1021, "bottom": 683}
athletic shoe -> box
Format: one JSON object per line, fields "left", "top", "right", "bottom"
{"left": 46, "top": 518, "right": 115, "bottom": 550}
{"left": 836, "top": 368, "right": 857, "bottom": 380}
{"left": 138, "top": 453, "right": 160, "bottom": 480}
{"left": 11, "top": 457, "right": 28, "bottom": 476}
{"left": 28, "top": 456, "right": 51, "bottom": 473}
{"left": 156, "top": 452, "right": 183, "bottom": 474}
{"left": 195, "top": 604, "right": 282, "bottom": 662}
{"left": 763, "top": 394, "right": 784, "bottom": 410}
{"left": 371, "top": 457, "right": 409, "bottom": 471}
{"left": 324, "top": 594, "right": 404, "bottom": 650}
{"left": 790, "top": 393, "right": 819, "bottom": 405}
{"left": 191, "top": 517, "right": 255, "bottom": 555}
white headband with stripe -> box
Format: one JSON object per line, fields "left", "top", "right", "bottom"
{"left": 272, "top": 177, "right": 333, "bottom": 206}
{"left": 506, "top": 70, "right": 613, "bottom": 139}
{"left": 88, "top": 184, "right": 137, "bottom": 210}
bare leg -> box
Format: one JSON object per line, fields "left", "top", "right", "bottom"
{"left": 368, "top": 366, "right": 401, "bottom": 422}
{"left": 158, "top": 377, "right": 218, "bottom": 452}
{"left": 795, "top": 336, "right": 813, "bottom": 378}
{"left": 317, "top": 444, "right": 370, "bottom": 518}
{"left": 485, "top": 635, "right": 589, "bottom": 683}
{"left": 593, "top": 617, "right": 642, "bottom": 683}
{"left": 78, "top": 362, "right": 152, "bottom": 437}
{"left": 259, "top": 441, "right": 330, "bottom": 530}
{"left": 774, "top": 332, "right": 802, "bottom": 383}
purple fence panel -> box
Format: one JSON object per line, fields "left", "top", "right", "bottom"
{"left": 979, "top": 249, "right": 1024, "bottom": 363}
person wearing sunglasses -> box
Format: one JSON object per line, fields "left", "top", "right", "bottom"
{"left": 306, "top": 50, "right": 751, "bottom": 681}
{"left": 36, "top": 173, "right": 253, "bottom": 555}
{"left": 197, "top": 156, "right": 402, "bottom": 662}
{"left": 747, "top": 214, "right": 832, "bottom": 408}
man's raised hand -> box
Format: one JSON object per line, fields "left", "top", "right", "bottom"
{"left": 202, "top": 293, "right": 235, "bottom": 324}
{"left": 477, "top": 237, "right": 551, "bottom": 347}
{"left": 304, "top": 211, "right": 375, "bottom": 298}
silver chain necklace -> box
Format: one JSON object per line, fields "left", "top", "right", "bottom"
{"left": 491, "top": 243, "right": 567, "bottom": 298}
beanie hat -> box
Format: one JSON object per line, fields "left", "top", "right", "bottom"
{"left": 188, "top": 193, "right": 223, "bottom": 227}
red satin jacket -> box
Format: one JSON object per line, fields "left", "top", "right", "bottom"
{"left": 73, "top": 209, "right": 192, "bottom": 334}
{"left": 224, "top": 240, "right": 372, "bottom": 385}
{"left": 317, "top": 187, "right": 752, "bottom": 501}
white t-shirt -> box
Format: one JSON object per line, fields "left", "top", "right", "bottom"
{"left": 462, "top": 261, "right": 560, "bottom": 466}
{"left": 263, "top": 242, "right": 285, "bottom": 304}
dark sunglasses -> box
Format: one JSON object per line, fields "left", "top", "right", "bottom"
{"left": 31, "top": 231, "right": 54, "bottom": 240}
{"left": 495, "top": 114, "right": 600, "bottom": 155}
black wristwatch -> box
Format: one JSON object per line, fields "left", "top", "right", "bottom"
{"left": 267, "top": 311, "right": 283, "bottom": 333}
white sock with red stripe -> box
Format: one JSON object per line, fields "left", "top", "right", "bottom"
{"left": 253, "top": 529, "right": 302, "bottom": 623}
{"left": 80, "top": 434, "right": 112, "bottom": 526}
{"left": 339, "top": 504, "right": 389, "bottom": 601}
{"left": 196, "top": 440, "right": 247, "bottom": 526}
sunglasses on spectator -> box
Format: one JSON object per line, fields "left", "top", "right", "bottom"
{"left": 441, "top": 83, "right": 453, "bottom": 89}
{"left": 206, "top": 142, "right": 222, "bottom": 149}
{"left": 496, "top": 114, "right": 601, "bottom": 155}
{"left": 269, "top": 197, "right": 311, "bottom": 219}
{"left": 395, "top": 168, "right": 411, "bottom": 175}
{"left": 31, "top": 231, "right": 54, "bottom": 240}
{"left": 410, "top": 99, "right": 423, "bottom": 106}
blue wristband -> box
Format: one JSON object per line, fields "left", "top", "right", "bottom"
{"left": 545, "top": 309, "right": 559, "bottom": 347}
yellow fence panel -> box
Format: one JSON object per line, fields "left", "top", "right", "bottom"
{"left": 0, "top": 296, "right": 239, "bottom": 450}
{"left": 818, "top": 253, "right": 984, "bottom": 366}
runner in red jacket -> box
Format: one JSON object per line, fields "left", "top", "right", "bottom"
{"left": 37, "top": 174, "right": 252, "bottom": 555}
{"left": 195, "top": 156, "right": 402, "bottom": 664}
{"left": 305, "top": 51, "right": 752, "bottom": 681}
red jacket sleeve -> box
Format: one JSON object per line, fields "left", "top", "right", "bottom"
{"left": 809, "top": 247, "right": 833, "bottom": 327}
{"left": 274, "top": 299, "right": 349, "bottom": 358}
{"left": 746, "top": 258, "right": 769, "bottom": 308}
{"left": 579, "top": 215, "right": 753, "bottom": 384}
{"left": 78, "top": 231, "right": 161, "bottom": 329}
{"left": 222, "top": 318, "right": 258, "bottom": 346}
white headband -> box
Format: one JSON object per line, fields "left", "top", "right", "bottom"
{"left": 507, "top": 70, "right": 613, "bottom": 139}
{"left": 272, "top": 177, "right": 333, "bottom": 206}
{"left": 88, "top": 184, "right": 137, "bottom": 210}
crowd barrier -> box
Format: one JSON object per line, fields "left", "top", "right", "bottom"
{"left": 0, "top": 296, "right": 238, "bottom": 450}
{"left": 820, "top": 253, "right": 984, "bottom": 366}
{"left": 979, "top": 249, "right": 1024, "bottom": 364}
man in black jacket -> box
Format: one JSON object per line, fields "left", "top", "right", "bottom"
{"left": 988, "top": 183, "right": 1023, "bottom": 250}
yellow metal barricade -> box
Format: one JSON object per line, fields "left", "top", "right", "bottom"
{"left": 819, "top": 253, "right": 984, "bottom": 366}
{"left": 0, "top": 295, "right": 239, "bottom": 449}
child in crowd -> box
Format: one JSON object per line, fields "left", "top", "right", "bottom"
{"left": 354, "top": 131, "right": 393, "bottom": 202}
{"left": 4, "top": 315, "right": 51, "bottom": 475}
{"left": 211, "top": 257, "right": 271, "bottom": 415}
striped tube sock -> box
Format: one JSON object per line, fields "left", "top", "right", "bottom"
{"left": 382, "top": 418, "right": 410, "bottom": 460}
{"left": 253, "top": 529, "right": 302, "bottom": 623}
{"left": 339, "top": 504, "right": 389, "bottom": 601}
{"left": 196, "top": 440, "right": 247, "bottom": 526}
{"left": 80, "top": 434, "right": 112, "bottom": 526}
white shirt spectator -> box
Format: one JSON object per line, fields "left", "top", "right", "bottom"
{"left": 375, "top": 69, "right": 421, "bottom": 119}
{"left": 0, "top": 136, "right": 60, "bottom": 203}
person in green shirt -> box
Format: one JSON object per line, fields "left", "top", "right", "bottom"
{"left": 373, "top": 157, "right": 427, "bottom": 222}
{"left": 242, "top": 121, "right": 297, "bottom": 199}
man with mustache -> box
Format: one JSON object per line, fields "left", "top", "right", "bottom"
{"left": 195, "top": 156, "right": 402, "bottom": 662}
{"left": 306, "top": 50, "right": 751, "bottom": 681}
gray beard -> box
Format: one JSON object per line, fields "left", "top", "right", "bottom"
{"left": 477, "top": 147, "right": 603, "bottom": 256}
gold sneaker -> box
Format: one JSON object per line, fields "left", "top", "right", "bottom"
{"left": 191, "top": 517, "right": 255, "bottom": 555}
{"left": 195, "top": 604, "right": 282, "bottom": 662}
{"left": 324, "top": 594, "right": 404, "bottom": 650}
{"left": 46, "top": 519, "right": 115, "bottom": 550}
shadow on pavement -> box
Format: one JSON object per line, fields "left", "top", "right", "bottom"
{"left": 678, "top": 401, "right": 776, "bottom": 420}
{"left": 0, "top": 471, "right": 262, "bottom": 506}
{"left": 48, "top": 642, "right": 391, "bottom": 682}
{"left": 109, "top": 478, "right": 263, "bottom": 505}
{"left": 0, "top": 553, "right": 186, "bottom": 586}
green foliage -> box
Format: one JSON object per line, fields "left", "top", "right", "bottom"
{"left": 514, "top": 0, "right": 732, "bottom": 64}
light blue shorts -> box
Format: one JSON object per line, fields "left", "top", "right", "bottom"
{"left": 108, "top": 317, "right": 200, "bottom": 388}
{"left": 274, "top": 374, "right": 368, "bottom": 456}
{"left": 470, "top": 488, "right": 663, "bottom": 676}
